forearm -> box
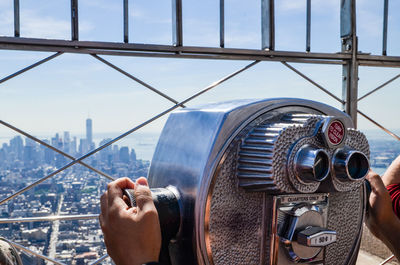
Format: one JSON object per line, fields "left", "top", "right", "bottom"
{"left": 383, "top": 155, "right": 400, "bottom": 186}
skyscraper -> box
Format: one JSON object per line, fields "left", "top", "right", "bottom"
{"left": 63, "top": 131, "right": 70, "bottom": 153}
{"left": 86, "top": 118, "right": 93, "bottom": 150}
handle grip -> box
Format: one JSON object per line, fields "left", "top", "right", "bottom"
{"left": 364, "top": 179, "right": 372, "bottom": 215}
{"left": 123, "top": 187, "right": 181, "bottom": 241}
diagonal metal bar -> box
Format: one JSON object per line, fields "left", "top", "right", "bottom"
{"left": 358, "top": 73, "right": 400, "bottom": 101}
{"left": 358, "top": 110, "right": 400, "bottom": 141}
{"left": 91, "top": 54, "right": 185, "bottom": 107}
{"left": 89, "top": 254, "right": 109, "bottom": 265}
{"left": 3, "top": 238, "right": 67, "bottom": 265}
{"left": 281, "top": 62, "right": 344, "bottom": 104}
{"left": 0, "top": 120, "right": 114, "bottom": 181}
{"left": 0, "top": 60, "right": 260, "bottom": 206}
{"left": 380, "top": 255, "right": 395, "bottom": 265}
{"left": 0, "top": 214, "right": 99, "bottom": 224}
{"left": 0, "top": 52, "right": 63, "bottom": 85}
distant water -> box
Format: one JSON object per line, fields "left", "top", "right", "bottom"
{"left": 371, "top": 167, "right": 386, "bottom": 176}
{"left": 93, "top": 132, "right": 160, "bottom": 161}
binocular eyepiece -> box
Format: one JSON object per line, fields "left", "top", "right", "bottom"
{"left": 294, "top": 145, "right": 370, "bottom": 186}
{"left": 332, "top": 149, "right": 370, "bottom": 182}
{"left": 294, "top": 145, "right": 330, "bottom": 183}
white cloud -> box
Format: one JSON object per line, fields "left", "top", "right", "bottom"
{"left": 129, "top": 8, "right": 171, "bottom": 25}
{"left": 357, "top": 10, "right": 381, "bottom": 38}
{"left": 82, "top": 0, "right": 121, "bottom": 12}
{"left": 0, "top": 8, "right": 93, "bottom": 40}
{"left": 225, "top": 32, "right": 260, "bottom": 47}
{"left": 0, "top": 10, "right": 13, "bottom": 36}
{"left": 278, "top": 1, "right": 306, "bottom": 11}
{"left": 21, "top": 10, "right": 70, "bottom": 39}
{"left": 278, "top": 0, "right": 338, "bottom": 13}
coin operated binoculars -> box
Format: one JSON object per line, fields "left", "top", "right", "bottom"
{"left": 124, "top": 98, "right": 370, "bottom": 265}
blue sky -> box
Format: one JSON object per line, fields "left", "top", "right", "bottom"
{"left": 1, "top": 0, "right": 400, "bottom": 142}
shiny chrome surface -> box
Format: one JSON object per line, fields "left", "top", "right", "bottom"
{"left": 332, "top": 149, "right": 370, "bottom": 181}
{"left": 148, "top": 98, "right": 355, "bottom": 265}
{"left": 294, "top": 145, "right": 330, "bottom": 183}
{"left": 273, "top": 193, "right": 330, "bottom": 265}
{"left": 281, "top": 209, "right": 324, "bottom": 262}
{"left": 237, "top": 114, "right": 338, "bottom": 193}
{"left": 297, "top": 226, "right": 337, "bottom": 247}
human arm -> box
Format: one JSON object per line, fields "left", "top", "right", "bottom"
{"left": 382, "top": 155, "right": 400, "bottom": 186}
{"left": 365, "top": 171, "right": 400, "bottom": 261}
{"left": 99, "top": 177, "right": 162, "bottom": 265}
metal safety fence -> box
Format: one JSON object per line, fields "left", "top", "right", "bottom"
{"left": 0, "top": 0, "right": 399, "bottom": 264}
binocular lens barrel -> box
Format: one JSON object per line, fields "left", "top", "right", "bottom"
{"left": 295, "top": 146, "right": 330, "bottom": 183}
{"left": 333, "top": 149, "right": 369, "bottom": 181}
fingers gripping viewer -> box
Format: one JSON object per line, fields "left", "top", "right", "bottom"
{"left": 100, "top": 177, "right": 162, "bottom": 265}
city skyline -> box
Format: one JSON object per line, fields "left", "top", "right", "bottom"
{"left": 0, "top": 117, "right": 145, "bottom": 170}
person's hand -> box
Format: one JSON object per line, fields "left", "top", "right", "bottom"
{"left": 365, "top": 170, "right": 396, "bottom": 240}
{"left": 100, "top": 177, "right": 161, "bottom": 265}
{"left": 365, "top": 170, "right": 400, "bottom": 261}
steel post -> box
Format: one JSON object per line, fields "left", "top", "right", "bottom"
{"left": 382, "top": 0, "right": 389, "bottom": 55}
{"left": 341, "top": 0, "right": 358, "bottom": 127}
{"left": 261, "top": 0, "right": 275, "bottom": 50}
{"left": 220, "top": 0, "right": 225, "bottom": 48}
{"left": 172, "top": 0, "right": 183, "bottom": 46}
{"left": 13, "top": 0, "right": 20, "bottom": 37}
{"left": 306, "top": 0, "right": 311, "bottom": 52}
{"left": 124, "top": 0, "right": 129, "bottom": 43}
{"left": 71, "top": 0, "right": 79, "bottom": 41}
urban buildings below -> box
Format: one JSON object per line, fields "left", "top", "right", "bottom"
{"left": 0, "top": 119, "right": 150, "bottom": 264}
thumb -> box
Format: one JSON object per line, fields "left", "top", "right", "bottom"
{"left": 134, "top": 177, "right": 156, "bottom": 213}
{"left": 366, "top": 170, "right": 387, "bottom": 195}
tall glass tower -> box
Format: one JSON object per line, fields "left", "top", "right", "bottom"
{"left": 86, "top": 118, "right": 93, "bottom": 149}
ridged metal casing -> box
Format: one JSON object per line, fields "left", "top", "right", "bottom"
{"left": 237, "top": 112, "right": 370, "bottom": 193}
{"left": 237, "top": 113, "right": 326, "bottom": 193}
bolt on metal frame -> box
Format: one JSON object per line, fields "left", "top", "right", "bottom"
{"left": 0, "top": 0, "right": 399, "bottom": 264}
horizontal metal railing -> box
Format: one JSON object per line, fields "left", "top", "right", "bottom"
{"left": 0, "top": 214, "right": 99, "bottom": 224}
